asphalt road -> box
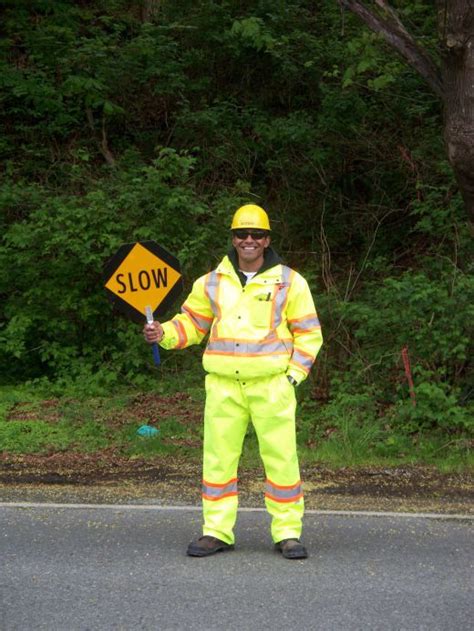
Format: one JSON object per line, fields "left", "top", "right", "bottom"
{"left": 1, "top": 505, "right": 472, "bottom": 631}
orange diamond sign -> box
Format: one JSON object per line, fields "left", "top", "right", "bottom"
{"left": 103, "top": 241, "right": 183, "bottom": 323}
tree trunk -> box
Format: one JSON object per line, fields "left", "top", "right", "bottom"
{"left": 439, "top": 0, "right": 474, "bottom": 221}
{"left": 339, "top": 0, "right": 474, "bottom": 221}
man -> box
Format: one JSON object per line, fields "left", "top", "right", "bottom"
{"left": 144, "top": 204, "right": 323, "bottom": 559}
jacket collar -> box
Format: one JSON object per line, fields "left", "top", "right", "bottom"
{"left": 226, "top": 246, "right": 283, "bottom": 286}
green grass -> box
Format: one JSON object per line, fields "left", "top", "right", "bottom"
{"left": 0, "top": 381, "right": 204, "bottom": 459}
{"left": 298, "top": 430, "right": 473, "bottom": 471}
{"left": 0, "top": 380, "right": 472, "bottom": 472}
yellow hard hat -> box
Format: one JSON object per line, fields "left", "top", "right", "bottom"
{"left": 231, "top": 204, "right": 271, "bottom": 231}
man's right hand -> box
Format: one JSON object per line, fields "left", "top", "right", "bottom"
{"left": 143, "top": 322, "right": 164, "bottom": 344}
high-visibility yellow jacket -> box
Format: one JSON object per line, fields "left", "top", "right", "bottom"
{"left": 160, "top": 249, "right": 323, "bottom": 384}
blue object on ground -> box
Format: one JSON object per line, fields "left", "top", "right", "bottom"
{"left": 137, "top": 425, "right": 160, "bottom": 437}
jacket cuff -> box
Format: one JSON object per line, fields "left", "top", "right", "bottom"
{"left": 159, "top": 321, "right": 178, "bottom": 350}
{"left": 286, "top": 368, "right": 306, "bottom": 386}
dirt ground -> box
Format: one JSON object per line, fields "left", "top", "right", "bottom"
{"left": 0, "top": 451, "right": 472, "bottom": 514}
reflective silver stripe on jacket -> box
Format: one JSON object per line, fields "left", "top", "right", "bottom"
{"left": 290, "top": 348, "right": 314, "bottom": 371}
{"left": 206, "top": 337, "right": 293, "bottom": 355}
{"left": 288, "top": 315, "right": 321, "bottom": 332}
{"left": 202, "top": 479, "right": 238, "bottom": 500}
{"left": 265, "top": 479, "right": 302, "bottom": 502}
{"left": 271, "top": 265, "right": 292, "bottom": 329}
{"left": 171, "top": 319, "right": 187, "bottom": 348}
{"left": 181, "top": 305, "right": 212, "bottom": 333}
{"left": 205, "top": 271, "right": 220, "bottom": 317}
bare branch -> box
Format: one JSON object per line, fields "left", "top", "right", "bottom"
{"left": 85, "top": 108, "right": 116, "bottom": 167}
{"left": 374, "top": 0, "right": 406, "bottom": 33}
{"left": 338, "top": 0, "right": 444, "bottom": 98}
{"left": 100, "top": 120, "right": 116, "bottom": 167}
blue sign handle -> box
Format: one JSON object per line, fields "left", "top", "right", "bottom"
{"left": 151, "top": 342, "right": 161, "bottom": 366}
{"left": 145, "top": 305, "right": 161, "bottom": 367}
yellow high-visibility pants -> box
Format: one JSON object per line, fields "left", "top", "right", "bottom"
{"left": 201, "top": 372, "right": 304, "bottom": 545}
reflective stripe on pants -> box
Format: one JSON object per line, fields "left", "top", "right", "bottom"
{"left": 202, "top": 373, "right": 304, "bottom": 545}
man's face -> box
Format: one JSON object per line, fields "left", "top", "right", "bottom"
{"left": 232, "top": 229, "right": 271, "bottom": 270}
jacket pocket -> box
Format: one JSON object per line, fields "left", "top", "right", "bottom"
{"left": 249, "top": 292, "right": 274, "bottom": 328}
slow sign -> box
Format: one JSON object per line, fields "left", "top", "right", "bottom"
{"left": 103, "top": 241, "right": 183, "bottom": 323}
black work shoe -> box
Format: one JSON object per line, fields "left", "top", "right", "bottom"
{"left": 275, "top": 538, "right": 308, "bottom": 559}
{"left": 186, "top": 535, "right": 234, "bottom": 557}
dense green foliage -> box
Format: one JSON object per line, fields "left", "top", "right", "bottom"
{"left": 1, "top": 1, "right": 472, "bottom": 451}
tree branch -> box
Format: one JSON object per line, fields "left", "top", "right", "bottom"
{"left": 85, "top": 107, "right": 116, "bottom": 167}
{"left": 338, "top": 0, "right": 444, "bottom": 98}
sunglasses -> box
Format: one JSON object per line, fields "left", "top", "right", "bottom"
{"left": 232, "top": 230, "right": 268, "bottom": 240}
